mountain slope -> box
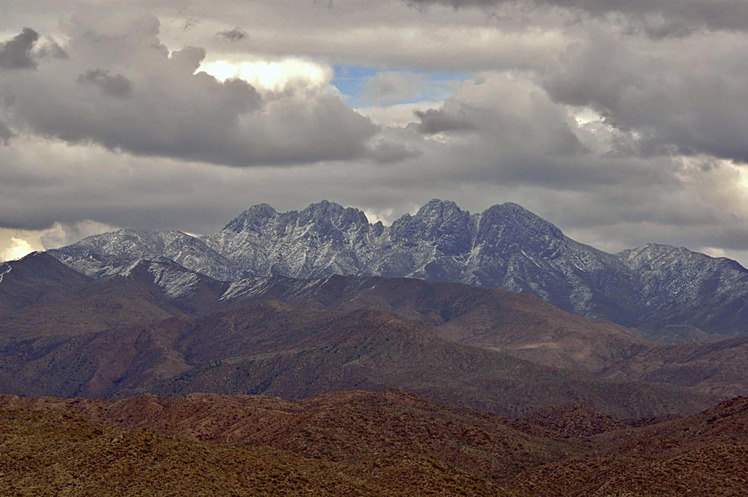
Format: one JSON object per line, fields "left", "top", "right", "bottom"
{"left": 619, "top": 243, "right": 748, "bottom": 336}
{"left": 511, "top": 396, "right": 748, "bottom": 496}
{"left": 220, "top": 274, "right": 647, "bottom": 373}
{"left": 600, "top": 335, "right": 748, "bottom": 398}
{"left": 0, "top": 390, "right": 573, "bottom": 484}
{"left": 0, "top": 253, "right": 739, "bottom": 415}
{"left": 13, "top": 302, "right": 717, "bottom": 417}
{"left": 0, "top": 406, "right": 509, "bottom": 496}
{"left": 0, "top": 252, "right": 92, "bottom": 312}
{"left": 50, "top": 228, "right": 244, "bottom": 281}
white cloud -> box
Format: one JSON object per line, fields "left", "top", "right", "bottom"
{"left": 357, "top": 101, "right": 446, "bottom": 127}
{"left": 1, "top": 237, "right": 35, "bottom": 262}
{"left": 0, "top": 220, "right": 118, "bottom": 262}
{"left": 198, "top": 57, "right": 333, "bottom": 94}
{"left": 359, "top": 71, "right": 426, "bottom": 105}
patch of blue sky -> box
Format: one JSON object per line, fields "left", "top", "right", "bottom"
{"left": 333, "top": 64, "right": 469, "bottom": 108}
{"left": 333, "top": 66, "right": 378, "bottom": 97}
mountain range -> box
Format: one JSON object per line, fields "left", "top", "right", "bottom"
{"left": 3, "top": 251, "right": 748, "bottom": 418}
{"left": 46, "top": 199, "right": 748, "bottom": 340}
{"left": 3, "top": 199, "right": 748, "bottom": 494}
{"left": 2, "top": 199, "right": 748, "bottom": 416}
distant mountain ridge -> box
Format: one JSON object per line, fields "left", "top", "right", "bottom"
{"left": 48, "top": 199, "right": 748, "bottom": 338}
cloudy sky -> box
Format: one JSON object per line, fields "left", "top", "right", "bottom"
{"left": 1, "top": 0, "right": 747, "bottom": 265}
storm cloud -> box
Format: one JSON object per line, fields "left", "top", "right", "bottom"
{"left": 542, "top": 30, "right": 748, "bottom": 163}
{"left": 414, "top": 74, "right": 586, "bottom": 157}
{"left": 406, "top": 0, "right": 748, "bottom": 32}
{"left": 77, "top": 69, "right": 133, "bottom": 98}
{"left": 0, "top": 27, "right": 39, "bottom": 70}
{"left": 414, "top": 108, "right": 477, "bottom": 134}
{"left": 0, "top": 120, "right": 13, "bottom": 144}
{"left": 217, "top": 27, "right": 248, "bottom": 42}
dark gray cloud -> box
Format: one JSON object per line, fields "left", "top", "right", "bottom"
{"left": 366, "top": 133, "right": 423, "bottom": 163}
{"left": 1, "top": 127, "right": 746, "bottom": 267}
{"left": 550, "top": 0, "right": 748, "bottom": 32}
{"left": 77, "top": 69, "right": 133, "bottom": 98}
{"left": 542, "top": 31, "right": 748, "bottom": 163}
{"left": 413, "top": 108, "right": 478, "bottom": 134}
{"left": 0, "top": 27, "right": 39, "bottom": 69}
{"left": 406, "top": 0, "right": 748, "bottom": 32}
{"left": 413, "top": 75, "right": 586, "bottom": 157}
{"left": 0, "top": 120, "right": 13, "bottom": 144}
{"left": 217, "top": 27, "right": 248, "bottom": 41}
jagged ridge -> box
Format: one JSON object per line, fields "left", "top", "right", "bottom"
{"left": 48, "top": 199, "right": 748, "bottom": 338}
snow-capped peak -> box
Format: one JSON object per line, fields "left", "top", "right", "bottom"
{"left": 47, "top": 200, "right": 748, "bottom": 337}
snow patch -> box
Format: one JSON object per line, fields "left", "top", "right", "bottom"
{"left": 147, "top": 263, "right": 200, "bottom": 299}
{"left": 0, "top": 264, "right": 11, "bottom": 285}
{"left": 220, "top": 277, "right": 273, "bottom": 301}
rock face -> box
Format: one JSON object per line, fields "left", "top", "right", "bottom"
{"left": 52, "top": 229, "right": 241, "bottom": 282}
{"left": 49, "top": 199, "right": 748, "bottom": 337}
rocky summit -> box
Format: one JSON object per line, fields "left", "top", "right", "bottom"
{"left": 48, "top": 199, "right": 748, "bottom": 339}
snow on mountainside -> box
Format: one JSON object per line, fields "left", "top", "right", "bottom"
{"left": 49, "top": 200, "right": 748, "bottom": 337}
{"left": 619, "top": 243, "right": 747, "bottom": 307}
{"left": 95, "top": 257, "right": 205, "bottom": 300}
{"left": 50, "top": 229, "right": 243, "bottom": 282}
{"left": 207, "top": 201, "right": 382, "bottom": 279}
{"left": 617, "top": 243, "right": 748, "bottom": 334}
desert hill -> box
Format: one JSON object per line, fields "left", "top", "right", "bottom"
{"left": 3, "top": 391, "right": 747, "bottom": 496}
